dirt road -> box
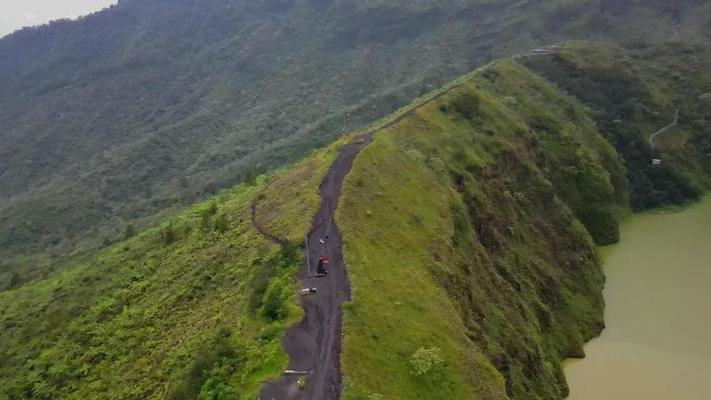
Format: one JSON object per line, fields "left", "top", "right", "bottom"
{"left": 257, "top": 85, "right": 461, "bottom": 400}
{"left": 649, "top": 109, "right": 680, "bottom": 148}
{"left": 259, "top": 133, "right": 374, "bottom": 400}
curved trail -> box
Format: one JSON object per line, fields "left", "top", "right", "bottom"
{"left": 257, "top": 86, "right": 460, "bottom": 400}
{"left": 251, "top": 198, "right": 286, "bottom": 246}
{"left": 648, "top": 109, "right": 680, "bottom": 148}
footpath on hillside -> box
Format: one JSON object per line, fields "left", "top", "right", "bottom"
{"left": 649, "top": 109, "right": 680, "bottom": 148}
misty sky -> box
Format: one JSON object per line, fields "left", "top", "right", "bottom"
{"left": 0, "top": 0, "right": 116, "bottom": 37}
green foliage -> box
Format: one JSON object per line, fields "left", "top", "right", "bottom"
{"left": 160, "top": 222, "right": 178, "bottom": 245}
{"left": 449, "top": 93, "right": 481, "bottom": 120}
{"left": 0, "top": 183, "right": 303, "bottom": 399}
{"left": 3, "top": 0, "right": 711, "bottom": 287}
{"left": 199, "top": 202, "right": 219, "bottom": 229}
{"left": 259, "top": 277, "right": 290, "bottom": 322}
{"left": 2, "top": 37, "right": 710, "bottom": 400}
{"left": 169, "top": 330, "right": 244, "bottom": 400}
{"left": 213, "top": 213, "right": 229, "bottom": 234}
{"left": 337, "top": 57, "right": 626, "bottom": 399}
{"left": 124, "top": 224, "right": 136, "bottom": 240}
{"left": 523, "top": 42, "right": 711, "bottom": 211}
{"left": 8, "top": 271, "right": 22, "bottom": 288}
{"left": 410, "top": 347, "right": 445, "bottom": 377}
{"left": 297, "top": 377, "right": 307, "bottom": 390}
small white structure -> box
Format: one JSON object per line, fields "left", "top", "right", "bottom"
{"left": 652, "top": 159, "right": 662, "bottom": 165}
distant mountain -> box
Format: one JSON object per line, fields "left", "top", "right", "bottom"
{"left": 2, "top": 40, "right": 708, "bottom": 400}
{"left": 1, "top": 0, "right": 709, "bottom": 285}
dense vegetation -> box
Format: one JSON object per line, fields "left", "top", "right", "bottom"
{"left": 3, "top": 0, "right": 711, "bottom": 288}
{"left": 0, "top": 137, "right": 344, "bottom": 399}
{"left": 1, "top": 40, "right": 710, "bottom": 399}
{"left": 523, "top": 41, "right": 711, "bottom": 211}
{"left": 333, "top": 43, "right": 710, "bottom": 398}
{"left": 336, "top": 58, "right": 626, "bottom": 399}
{"left": 0, "top": 183, "right": 297, "bottom": 399}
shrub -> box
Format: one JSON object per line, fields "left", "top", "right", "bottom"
{"left": 160, "top": 222, "right": 177, "bottom": 245}
{"left": 213, "top": 213, "right": 229, "bottom": 234}
{"left": 410, "top": 347, "right": 444, "bottom": 377}
{"left": 199, "top": 203, "right": 219, "bottom": 230}
{"left": 260, "top": 278, "right": 289, "bottom": 321}
{"left": 450, "top": 93, "right": 481, "bottom": 120}
{"left": 9, "top": 272, "right": 22, "bottom": 288}
{"left": 297, "top": 376, "right": 307, "bottom": 390}
{"left": 124, "top": 224, "right": 135, "bottom": 239}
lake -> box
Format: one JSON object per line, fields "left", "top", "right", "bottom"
{"left": 565, "top": 197, "right": 711, "bottom": 399}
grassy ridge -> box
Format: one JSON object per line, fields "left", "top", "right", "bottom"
{"left": 523, "top": 41, "right": 711, "bottom": 211}
{"left": 336, "top": 58, "right": 628, "bottom": 398}
{"left": 0, "top": 131, "right": 355, "bottom": 399}
{"left": 334, "top": 42, "right": 710, "bottom": 399}
{"left": 0, "top": 183, "right": 303, "bottom": 399}
{"left": 1, "top": 41, "right": 709, "bottom": 399}
{"left": 4, "top": 0, "right": 711, "bottom": 289}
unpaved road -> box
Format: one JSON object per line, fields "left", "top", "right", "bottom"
{"left": 257, "top": 86, "right": 461, "bottom": 400}
{"left": 259, "top": 133, "right": 374, "bottom": 400}
{"left": 649, "top": 109, "right": 680, "bottom": 148}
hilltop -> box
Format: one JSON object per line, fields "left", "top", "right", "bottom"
{"left": 3, "top": 0, "right": 711, "bottom": 287}
{"left": 2, "top": 41, "right": 709, "bottom": 399}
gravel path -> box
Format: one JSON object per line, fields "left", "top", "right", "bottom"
{"left": 257, "top": 85, "right": 461, "bottom": 400}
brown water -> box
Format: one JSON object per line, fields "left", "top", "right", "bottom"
{"left": 565, "top": 197, "right": 711, "bottom": 399}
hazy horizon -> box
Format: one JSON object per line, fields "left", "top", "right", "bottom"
{"left": 0, "top": 0, "right": 116, "bottom": 38}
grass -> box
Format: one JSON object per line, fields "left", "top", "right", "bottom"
{"left": 0, "top": 183, "right": 305, "bottom": 400}
{"left": 333, "top": 42, "right": 709, "bottom": 399}
{"left": 1, "top": 40, "right": 709, "bottom": 400}
{"left": 0, "top": 119, "right": 356, "bottom": 399}
{"left": 336, "top": 55, "right": 629, "bottom": 399}
{"left": 523, "top": 41, "right": 711, "bottom": 211}
{"left": 4, "top": 0, "right": 711, "bottom": 289}
{"left": 253, "top": 136, "right": 349, "bottom": 245}
{"left": 338, "top": 131, "right": 507, "bottom": 400}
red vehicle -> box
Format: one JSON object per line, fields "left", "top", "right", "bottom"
{"left": 316, "top": 256, "right": 331, "bottom": 276}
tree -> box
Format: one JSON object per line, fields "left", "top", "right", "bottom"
{"left": 124, "top": 224, "right": 136, "bottom": 239}
{"left": 160, "top": 223, "right": 177, "bottom": 245}
{"left": 9, "top": 272, "right": 22, "bottom": 288}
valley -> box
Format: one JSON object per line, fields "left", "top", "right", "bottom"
{"left": 3, "top": 0, "right": 711, "bottom": 289}
{"left": 0, "top": 2, "right": 710, "bottom": 397}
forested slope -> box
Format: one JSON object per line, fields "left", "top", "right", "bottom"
{"left": 2, "top": 41, "right": 709, "bottom": 399}
{"left": 2, "top": 0, "right": 710, "bottom": 287}
{"left": 336, "top": 42, "right": 710, "bottom": 399}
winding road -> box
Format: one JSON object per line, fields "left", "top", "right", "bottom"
{"left": 648, "top": 109, "right": 680, "bottom": 148}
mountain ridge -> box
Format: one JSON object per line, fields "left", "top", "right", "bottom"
{"left": 3, "top": 40, "right": 709, "bottom": 399}
{"left": 3, "top": 0, "right": 711, "bottom": 288}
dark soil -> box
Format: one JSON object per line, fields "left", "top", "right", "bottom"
{"left": 258, "top": 86, "right": 460, "bottom": 400}
{"left": 259, "top": 133, "right": 374, "bottom": 400}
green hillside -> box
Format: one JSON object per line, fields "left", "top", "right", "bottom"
{"left": 523, "top": 41, "right": 711, "bottom": 210}
{"left": 0, "top": 149, "right": 337, "bottom": 399}
{"left": 1, "top": 41, "right": 710, "bottom": 399}
{"left": 3, "top": 0, "right": 711, "bottom": 289}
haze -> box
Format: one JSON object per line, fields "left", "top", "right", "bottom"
{"left": 0, "top": 0, "right": 116, "bottom": 37}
